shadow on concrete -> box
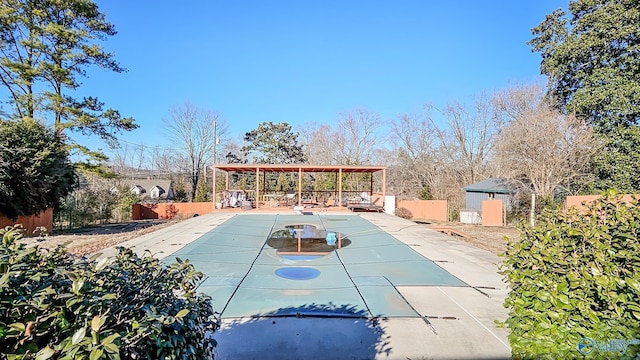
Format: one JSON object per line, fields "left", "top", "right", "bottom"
{"left": 213, "top": 303, "right": 391, "bottom": 359}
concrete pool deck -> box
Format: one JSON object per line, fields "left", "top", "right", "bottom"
{"left": 98, "top": 211, "right": 512, "bottom": 360}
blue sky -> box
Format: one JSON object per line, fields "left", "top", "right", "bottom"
{"left": 76, "top": 0, "right": 566, "bottom": 153}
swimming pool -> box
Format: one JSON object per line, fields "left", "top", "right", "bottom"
{"left": 166, "top": 214, "right": 468, "bottom": 319}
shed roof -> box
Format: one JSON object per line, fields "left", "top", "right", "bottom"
{"left": 463, "top": 178, "right": 511, "bottom": 194}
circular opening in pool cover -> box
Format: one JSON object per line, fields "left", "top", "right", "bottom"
{"left": 275, "top": 267, "right": 320, "bottom": 280}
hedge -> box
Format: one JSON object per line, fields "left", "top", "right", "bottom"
{"left": 0, "top": 225, "right": 218, "bottom": 359}
{"left": 501, "top": 191, "right": 640, "bottom": 359}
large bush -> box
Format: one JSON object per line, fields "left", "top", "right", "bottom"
{"left": 0, "top": 225, "right": 218, "bottom": 359}
{"left": 501, "top": 192, "right": 640, "bottom": 358}
{"left": 0, "top": 120, "right": 76, "bottom": 219}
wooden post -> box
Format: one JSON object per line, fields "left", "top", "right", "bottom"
{"left": 369, "top": 172, "right": 373, "bottom": 202}
{"left": 382, "top": 168, "right": 386, "bottom": 208}
{"left": 503, "top": 200, "right": 507, "bottom": 227}
{"left": 530, "top": 193, "right": 536, "bottom": 227}
{"left": 338, "top": 232, "right": 342, "bottom": 249}
{"left": 212, "top": 121, "right": 217, "bottom": 209}
{"left": 256, "top": 167, "right": 260, "bottom": 209}
{"left": 212, "top": 164, "right": 217, "bottom": 209}
{"left": 334, "top": 173, "right": 338, "bottom": 206}
{"left": 338, "top": 168, "right": 343, "bottom": 208}
{"left": 298, "top": 167, "right": 302, "bottom": 206}
{"left": 262, "top": 171, "right": 266, "bottom": 203}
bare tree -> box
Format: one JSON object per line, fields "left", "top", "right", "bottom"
{"left": 334, "top": 108, "right": 384, "bottom": 165}
{"left": 299, "top": 122, "right": 334, "bottom": 165}
{"left": 297, "top": 109, "right": 387, "bottom": 193}
{"left": 492, "top": 82, "right": 546, "bottom": 124}
{"left": 150, "top": 147, "right": 179, "bottom": 177}
{"left": 431, "top": 94, "right": 501, "bottom": 187}
{"left": 300, "top": 109, "right": 385, "bottom": 166}
{"left": 495, "top": 105, "right": 597, "bottom": 200}
{"left": 133, "top": 143, "right": 146, "bottom": 173}
{"left": 389, "top": 111, "right": 439, "bottom": 198}
{"left": 109, "top": 143, "right": 143, "bottom": 179}
{"left": 164, "top": 102, "right": 221, "bottom": 202}
{"left": 108, "top": 144, "right": 130, "bottom": 177}
{"left": 222, "top": 137, "right": 246, "bottom": 164}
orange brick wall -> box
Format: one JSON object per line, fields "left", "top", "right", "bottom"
{"left": 481, "top": 200, "right": 503, "bottom": 226}
{"left": 132, "top": 202, "right": 215, "bottom": 220}
{"left": 397, "top": 200, "right": 448, "bottom": 222}
{"left": 565, "top": 194, "right": 638, "bottom": 212}
{"left": 565, "top": 195, "right": 603, "bottom": 209}
{"left": 0, "top": 208, "right": 53, "bottom": 236}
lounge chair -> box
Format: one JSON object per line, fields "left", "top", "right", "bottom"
{"left": 348, "top": 197, "right": 384, "bottom": 212}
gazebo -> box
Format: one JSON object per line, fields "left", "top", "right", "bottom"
{"left": 212, "top": 164, "right": 386, "bottom": 210}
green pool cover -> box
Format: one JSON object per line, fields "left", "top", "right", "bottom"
{"left": 166, "top": 214, "right": 467, "bottom": 319}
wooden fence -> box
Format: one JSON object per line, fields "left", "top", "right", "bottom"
{"left": 132, "top": 203, "right": 215, "bottom": 220}
{"left": 396, "top": 200, "right": 448, "bottom": 222}
{"left": 0, "top": 208, "right": 53, "bottom": 236}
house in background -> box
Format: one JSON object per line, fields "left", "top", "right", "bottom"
{"left": 111, "top": 179, "right": 175, "bottom": 201}
{"left": 130, "top": 185, "right": 145, "bottom": 196}
{"left": 460, "top": 178, "right": 512, "bottom": 224}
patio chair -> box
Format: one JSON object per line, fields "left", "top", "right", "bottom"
{"left": 285, "top": 190, "right": 296, "bottom": 206}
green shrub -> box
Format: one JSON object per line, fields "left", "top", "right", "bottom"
{"left": 194, "top": 176, "right": 210, "bottom": 203}
{"left": 500, "top": 191, "right": 640, "bottom": 359}
{"left": 55, "top": 189, "right": 119, "bottom": 229}
{"left": 117, "top": 191, "right": 140, "bottom": 222}
{"left": 0, "top": 225, "right": 218, "bottom": 359}
{"left": 418, "top": 185, "right": 433, "bottom": 200}
{"left": 448, "top": 208, "right": 460, "bottom": 222}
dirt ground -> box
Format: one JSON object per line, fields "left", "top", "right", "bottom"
{"left": 18, "top": 218, "right": 521, "bottom": 257}
{"left": 18, "top": 220, "right": 179, "bottom": 256}
{"left": 427, "top": 222, "right": 521, "bottom": 255}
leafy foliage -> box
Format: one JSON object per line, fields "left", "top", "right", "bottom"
{"left": 529, "top": 1, "right": 640, "bottom": 129}
{"left": 501, "top": 191, "right": 640, "bottom": 358}
{"left": 0, "top": 225, "right": 218, "bottom": 359}
{"left": 55, "top": 188, "right": 118, "bottom": 227}
{"left": 172, "top": 180, "right": 188, "bottom": 203}
{"left": 0, "top": 0, "right": 137, "bottom": 140}
{"left": 54, "top": 187, "right": 134, "bottom": 229}
{"left": 588, "top": 127, "right": 640, "bottom": 193}
{"left": 529, "top": 1, "right": 640, "bottom": 193}
{"left": 0, "top": 120, "right": 76, "bottom": 219}
{"left": 418, "top": 185, "right": 433, "bottom": 200}
{"left": 241, "top": 122, "right": 306, "bottom": 164}
{"left": 194, "top": 174, "right": 210, "bottom": 202}
{"left": 115, "top": 191, "right": 139, "bottom": 223}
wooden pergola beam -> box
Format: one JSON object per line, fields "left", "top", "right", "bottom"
{"left": 212, "top": 164, "right": 386, "bottom": 210}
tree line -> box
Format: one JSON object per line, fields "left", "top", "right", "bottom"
{"left": 0, "top": 0, "right": 136, "bottom": 219}
{"left": 1, "top": 0, "right": 639, "bottom": 222}
{"left": 112, "top": 82, "right": 595, "bottom": 218}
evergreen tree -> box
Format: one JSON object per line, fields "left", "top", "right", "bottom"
{"left": 529, "top": 0, "right": 640, "bottom": 191}
{"left": 0, "top": 0, "right": 136, "bottom": 147}
{"left": 241, "top": 122, "right": 307, "bottom": 164}
{"left": 194, "top": 173, "right": 210, "bottom": 202}
{"left": 0, "top": 120, "right": 76, "bottom": 219}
